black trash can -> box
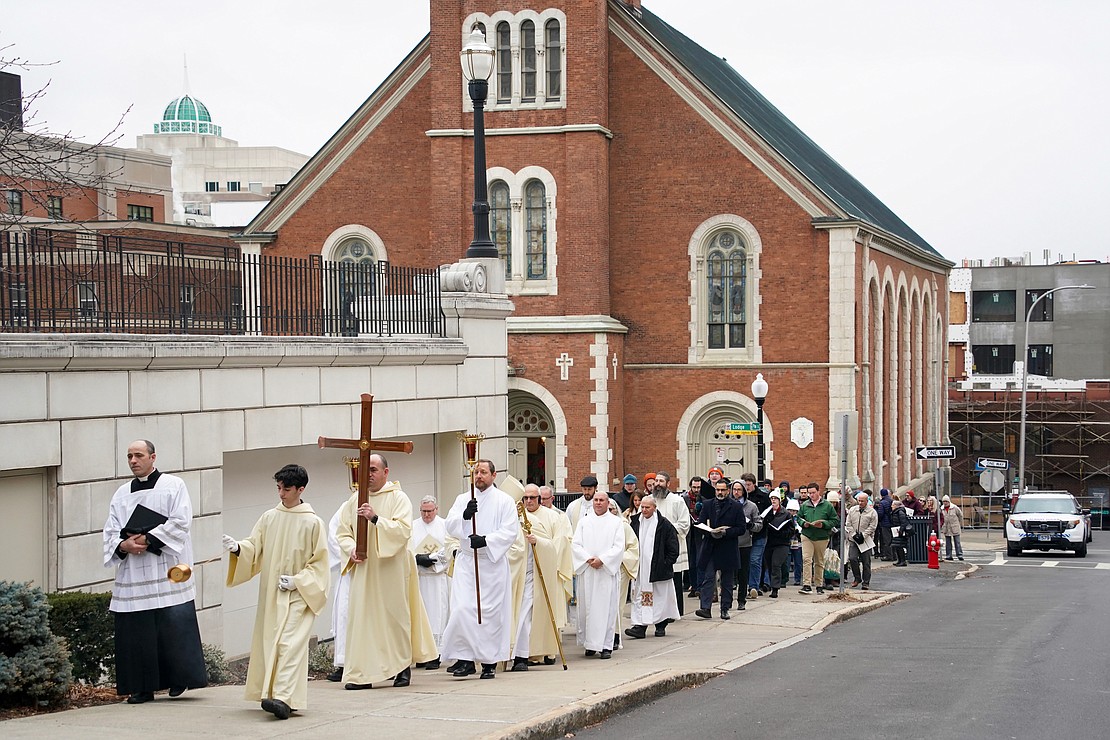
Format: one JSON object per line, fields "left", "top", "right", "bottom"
{"left": 905, "top": 516, "right": 930, "bottom": 564}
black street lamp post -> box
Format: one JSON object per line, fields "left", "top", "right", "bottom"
{"left": 752, "top": 373, "right": 768, "bottom": 481}
{"left": 460, "top": 29, "right": 498, "bottom": 259}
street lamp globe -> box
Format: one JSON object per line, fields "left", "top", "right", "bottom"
{"left": 460, "top": 28, "right": 495, "bottom": 82}
{"left": 751, "top": 373, "right": 768, "bottom": 400}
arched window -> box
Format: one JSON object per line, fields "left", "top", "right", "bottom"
{"left": 495, "top": 22, "right": 512, "bottom": 104}
{"left": 545, "top": 20, "right": 562, "bottom": 101}
{"left": 334, "top": 237, "right": 376, "bottom": 265}
{"left": 520, "top": 20, "right": 537, "bottom": 102}
{"left": 490, "top": 180, "right": 512, "bottom": 278}
{"left": 524, "top": 180, "right": 547, "bottom": 279}
{"left": 706, "top": 231, "right": 746, "bottom": 349}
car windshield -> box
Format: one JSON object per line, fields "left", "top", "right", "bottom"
{"left": 1013, "top": 497, "right": 1079, "bottom": 515}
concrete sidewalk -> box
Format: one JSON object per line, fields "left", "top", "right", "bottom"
{"left": 4, "top": 551, "right": 986, "bottom": 739}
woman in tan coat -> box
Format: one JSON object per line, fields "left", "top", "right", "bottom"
{"left": 940, "top": 495, "right": 964, "bottom": 561}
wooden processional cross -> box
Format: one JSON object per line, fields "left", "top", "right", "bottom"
{"left": 318, "top": 394, "right": 413, "bottom": 560}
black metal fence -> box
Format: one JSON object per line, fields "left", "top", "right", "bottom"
{"left": 0, "top": 229, "right": 446, "bottom": 337}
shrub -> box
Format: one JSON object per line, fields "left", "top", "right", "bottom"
{"left": 0, "top": 581, "right": 73, "bottom": 708}
{"left": 202, "top": 642, "right": 232, "bottom": 684}
{"left": 46, "top": 591, "right": 114, "bottom": 685}
{"left": 308, "top": 640, "right": 334, "bottom": 674}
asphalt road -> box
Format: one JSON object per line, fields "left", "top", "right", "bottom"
{"left": 576, "top": 538, "right": 1110, "bottom": 740}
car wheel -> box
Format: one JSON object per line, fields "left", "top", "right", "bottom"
{"left": 1076, "top": 542, "right": 1088, "bottom": 558}
{"left": 1006, "top": 541, "right": 1020, "bottom": 557}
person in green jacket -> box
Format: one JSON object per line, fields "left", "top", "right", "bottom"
{"left": 797, "top": 482, "right": 838, "bottom": 594}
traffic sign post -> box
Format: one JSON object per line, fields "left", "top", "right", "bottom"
{"left": 915, "top": 445, "right": 955, "bottom": 460}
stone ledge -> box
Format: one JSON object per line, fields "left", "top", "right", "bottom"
{"left": 0, "top": 334, "right": 469, "bottom": 371}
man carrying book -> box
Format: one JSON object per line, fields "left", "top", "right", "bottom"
{"left": 102, "top": 439, "right": 207, "bottom": 705}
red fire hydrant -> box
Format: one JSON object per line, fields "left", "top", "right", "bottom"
{"left": 927, "top": 530, "right": 941, "bottom": 569}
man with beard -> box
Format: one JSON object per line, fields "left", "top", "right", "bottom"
{"left": 565, "top": 475, "right": 598, "bottom": 531}
{"left": 442, "top": 460, "right": 520, "bottom": 679}
{"left": 695, "top": 478, "right": 746, "bottom": 620}
{"left": 651, "top": 472, "right": 691, "bottom": 615}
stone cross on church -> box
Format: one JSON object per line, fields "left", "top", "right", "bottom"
{"left": 555, "top": 352, "right": 574, "bottom": 381}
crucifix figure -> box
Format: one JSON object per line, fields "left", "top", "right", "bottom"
{"left": 319, "top": 393, "right": 413, "bottom": 560}
{"left": 612, "top": 352, "right": 618, "bottom": 380}
{"left": 556, "top": 352, "right": 574, "bottom": 381}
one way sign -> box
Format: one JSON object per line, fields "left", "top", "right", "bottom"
{"left": 915, "top": 445, "right": 956, "bottom": 460}
{"left": 977, "top": 457, "right": 1009, "bottom": 470}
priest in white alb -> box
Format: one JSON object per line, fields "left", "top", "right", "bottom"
{"left": 410, "top": 495, "right": 455, "bottom": 670}
{"left": 571, "top": 491, "right": 626, "bottom": 659}
{"left": 223, "top": 464, "right": 329, "bottom": 720}
{"left": 441, "top": 460, "right": 520, "bottom": 679}
{"left": 625, "top": 495, "right": 681, "bottom": 639}
{"left": 336, "top": 454, "right": 438, "bottom": 690}
{"left": 325, "top": 506, "right": 351, "bottom": 682}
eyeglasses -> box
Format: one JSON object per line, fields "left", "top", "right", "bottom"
{"left": 522, "top": 496, "right": 539, "bottom": 501}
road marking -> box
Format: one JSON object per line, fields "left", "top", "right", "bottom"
{"left": 1095, "top": 563, "right": 1110, "bottom": 570}
{"left": 992, "top": 553, "right": 1006, "bottom": 565}
{"left": 1041, "top": 561, "right": 1060, "bottom": 567}
{"left": 985, "top": 561, "right": 1105, "bottom": 571}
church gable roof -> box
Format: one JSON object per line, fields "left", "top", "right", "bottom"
{"left": 628, "top": 5, "right": 940, "bottom": 259}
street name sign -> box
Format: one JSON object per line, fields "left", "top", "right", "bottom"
{"left": 724, "top": 422, "right": 761, "bottom": 436}
{"left": 915, "top": 445, "right": 956, "bottom": 460}
{"left": 977, "top": 457, "right": 1009, "bottom": 470}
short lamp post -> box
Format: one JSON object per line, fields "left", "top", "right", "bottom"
{"left": 1017, "top": 284, "right": 1094, "bottom": 500}
{"left": 460, "top": 29, "right": 499, "bottom": 259}
{"left": 752, "top": 373, "right": 769, "bottom": 481}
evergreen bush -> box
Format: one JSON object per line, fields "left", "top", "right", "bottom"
{"left": 0, "top": 581, "right": 73, "bottom": 707}
{"left": 202, "top": 642, "right": 232, "bottom": 684}
{"left": 46, "top": 591, "right": 114, "bottom": 685}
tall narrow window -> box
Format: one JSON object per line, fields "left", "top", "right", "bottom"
{"left": 180, "top": 284, "right": 195, "bottom": 319}
{"left": 496, "top": 22, "right": 512, "bottom": 103}
{"left": 520, "top": 20, "right": 536, "bottom": 102}
{"left": 545, "top": 20, "right": 561, "bottom": 101}
{"left": 227, "top": 181, "right": 241, "bottom": 192}
{"left": 47, "top": 196, "right": 63, "bottom": 220}
{"left": 1028, "top": 344, "right": 1053, "bottom": 376}
{"left": 77, "top": 282, "right": 98, "bottom": 319}
{"left": 489, "top": 180, "right": 512, "bottom": 278}
{"left": 9, "top": 282, "right": 28, "bottom": 325}
{"left": 5, "top": 190, "right": 22, "bottom": 216}
{"left": 524, "top": 180, "right": 546, "bottom": 279}
{"left": 706, "top": 231, "right": 747, "bottom": 349}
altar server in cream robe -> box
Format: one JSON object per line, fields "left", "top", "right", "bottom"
{"left": 223, "top": 464, "right": 329, "bottom": 720}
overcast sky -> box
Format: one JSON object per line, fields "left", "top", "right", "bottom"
{"left": 5, "top": 1, "right": 1108, "bottom": 264}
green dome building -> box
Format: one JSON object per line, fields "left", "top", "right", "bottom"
{"left": 153, "top": 94, "right": 222, "bottom": 136}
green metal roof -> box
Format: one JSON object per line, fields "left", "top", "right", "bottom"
{"left": 633, "top": 5, "right": 940, "bottom": 257}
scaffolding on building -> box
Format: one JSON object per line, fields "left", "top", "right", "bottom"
{"left": 948, "top": 383, "right": 1110, "bottom": 526}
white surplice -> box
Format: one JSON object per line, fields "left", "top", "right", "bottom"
{"left": 326, "top": 507, "right": 351, "bottom": 665}
{"left": 410, "top": 514, "right": 454, "bottom": 650}
{"left": 571, "top": 511, "right": 625, "bottom": 652}
{"left": 630, "top": 513, "right": 680, "bottom": 626}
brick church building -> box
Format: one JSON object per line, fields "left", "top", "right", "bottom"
{"left": 236, "top": 0, "right": 951, "bottom": 493}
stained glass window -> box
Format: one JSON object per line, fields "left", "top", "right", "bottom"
{"left": 706, "top": 230, "right": 746, "bottom": 349}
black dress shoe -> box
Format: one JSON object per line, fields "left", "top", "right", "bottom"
{"left": 344, "top": 682, "right": 373, "bottom": 690}
{"left": 422, "top": 658, "right": 441, "bottom": 670}
{"left": 770, "top": 589, "right": 779, "bottom": 598}
{"left": 446, "top": 660, "right": 463, "bottom": 673}
{"left": 720, "top": 609, "right": 730, "bottom": 620}
{"left": 326, "top": 667, "right": 343, "bottom": 682}
{"left": 654, "top": 625, "right": 667, "bottom": 637}
{"left": 269, "top": 699, "right": 291, "bottom": 720}
{"left": 695, "top": 608, "right": 712, "bottom": 619}
{"left": 510, "top": 658, "right": 529, "bottom": 672}
{"left": 168, "top": 686, "right": 186, "bottom": 698}
{"left": 599, "top": 649, "right": 612, "bottom": 659}
{"left": 816, "top": 587, "right": 825, "bottom": 594}
{"left": 480, "top": 663, "right": 497, "bottom": 679}
{"left": 584, "top": 650, "right": 597, "bottom": 657}
{"left": 127, "top": 692, "right": 154, "bottom": 704}
{"left": 451, "top": 661, "right": 476, "bottom": 677}
{"left": 393, "top": 667, "right": 411, "bottom": 687}
{"left": 543, "top": 656, "right": 556, "bottom": 665}
{"left": 624, "top": 625, "right": 647, "bottom": 639}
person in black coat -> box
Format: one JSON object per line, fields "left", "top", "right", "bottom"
{"left": 695, "top": 478, "right": 747, "bottom": 620}
{"left": 761, "top": 492, "right": 796, "bottom": 597}
{"left": 626, "top": 500, "right": 681, "bottom": 638}
{"left": 890, "top": 497, "right": 910, "bottom": 566}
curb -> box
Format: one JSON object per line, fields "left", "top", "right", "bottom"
{"left": 489, "top": 594, "right": 907, "bottom": 739}
{"left": 486, "top": 668, "right": 724, "bottom": 740}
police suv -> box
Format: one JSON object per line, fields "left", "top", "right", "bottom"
{"left": 1005, "top": 492, "right": 1090, "bottom": 557}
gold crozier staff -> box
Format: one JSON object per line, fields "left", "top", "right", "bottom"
{"left": 517, "top": 500, "right": 568, "bottom": 670}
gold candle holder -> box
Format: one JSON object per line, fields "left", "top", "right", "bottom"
{"left": 344, "top": 456, "right": 360, "bottom": 492}
{"left": 458, "top": 432, "right": 484, "bottom": 469}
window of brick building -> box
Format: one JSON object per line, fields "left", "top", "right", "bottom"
{"left": 77, "top": 282, "right": 98, "bottom": 319}
{"left": 127, "top": 204, "right": 154, "bottom": 222}
{"left": 465, "top": 11, "right": 566, "bottom": 112}
{"left": 47, "top": 196, "right": 63, "bottom": 220}
{"left": 706, "top": 231, "right": 747, "bottom": 349}
{"left": 689, "top": 215, "right": 762, "bottom": 363}
{"left": 5, "top": 190, "right": 22, "bottom": 216}
{"left": 485, "top": 166, "right": 557, "bottom": 294}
